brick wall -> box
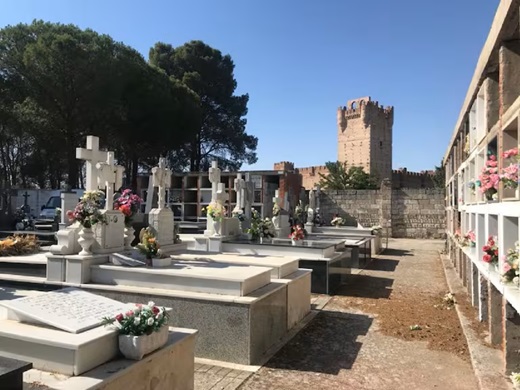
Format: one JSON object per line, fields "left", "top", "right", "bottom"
{"left": 318, "top": 187, "right": 445, "bottom": 239}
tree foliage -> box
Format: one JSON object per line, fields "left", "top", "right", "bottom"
{"left": 318, "top": 161, "right": 379, "bottom": 190}
{"left": 149, "top": 40, "right": 257, "bottom": 171}
{"left": 432, "top": 161, "right": 446, "bottom": 189}
{"left": 0, "top": 20, "right": 199, "bottom": 189}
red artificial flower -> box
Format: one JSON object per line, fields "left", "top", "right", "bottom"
{"left": 115, "top": 313, "right": 123, "bottom": 322}
{"left": 152, "top": 306, "right": 160, "bottom": 314}
{"left": 483, "top": 254, "right": 492, "bottom": 263}
{"left": 125, "top": 310, "right": 134, "bottom": 317}
{"left": 482, "top": 245, "right": 490, "bottom": 252}
{"left": 494, "top": 250, "right": 498, "bottom": 256}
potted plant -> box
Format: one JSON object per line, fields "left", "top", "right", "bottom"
{"left": 66, "top": 190, "right": 106, "bottom": 256}
{"left": 114, "top": 189, "right": 143, "bottom": 249}
{"left": 289, "top": 225, "right": 305, "bottom": 246}
{"left": 102, "top": 301, "right": 170, "bottom": 360}
{"left": 482, "top": 236, "right": 499, "bottom": 272}
{"left": 137, "top": 228, "right": 169, "bottom": 267}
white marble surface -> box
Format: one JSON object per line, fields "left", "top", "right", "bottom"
{"left": 0, "top": 287, "right": 131, "bottom": 333}
{"left": 172, "top": 252, "right": 299, "bottom": 279}
{"left": 91, "top": 261, "right": 272, "bottom": 296}
{"left": 275, "top": 270, "right": 312, "bottom": 330}
{"left": 92, "top": 210, "right": 125, "bottom": 254}
{"left": 149, "top": 207, "right": 175, "bottom": 245}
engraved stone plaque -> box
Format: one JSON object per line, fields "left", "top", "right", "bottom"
{"left": 0, "top": 287, "right": 131, "bottom": 333}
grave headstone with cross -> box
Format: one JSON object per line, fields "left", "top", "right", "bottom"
{"left": 242, "top": 173, "right": 254, "bottom": 232}
{"left": 272, "top": 189, "right": 290, "bottom": 238}
{"left": 91, "top": 151, "right": 125, "bottom": 254}
{"left": 76, "top": 136, "right": 108, "bottom": 191}
{"left": 148, "top": 158, "right": 176, "bottom": 251}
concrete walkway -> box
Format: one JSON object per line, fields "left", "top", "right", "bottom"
{"left": 238, "top": 239, "right": 480, "bottom": 390}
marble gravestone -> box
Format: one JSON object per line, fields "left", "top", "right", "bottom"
{"left": 50, "top": 136, "right": 109, "bottom": 255}
{"left": 148, "top": 157, "right": 176, "bottom": 252}
{"left": 272, "top": 190, "right": 290, "bottom": 238}
{"left": 233, "top": 173, "right": 245, "bottom": 232}
{"left": 93, "top": 151, "right": 125, "bottom": 254}
{"left": 2, "top": 287, "right": 131, "bottom": 334}
{"left": 306, "top": 189, "right": 316, "bottom": 233}
{"left": 243, "top": 173, "right": 254, "bottom": 232}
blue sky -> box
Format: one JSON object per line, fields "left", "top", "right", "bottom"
{"left": 0, "top": 0, "right": 499, "bottom": 172}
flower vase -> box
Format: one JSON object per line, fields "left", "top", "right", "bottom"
{"left": 488, "top": 263, "right": 498, "bottom": 273}
{"left": 213, "top": 219, "right": 221, "bottom": 236}
{"left": 259, "top": 236, "right": 264, "bottom": 244}
{"left": 78, "top": 226, "right": 95, "bottom": 256}
{"left": 291, "top": 239, "right": 303, "bottom": 247}
{"left": 118, "top": 325, "right": 169, "bottom": 360}
{"left": 124, "top": 225, "right": 135, "bottom": 250}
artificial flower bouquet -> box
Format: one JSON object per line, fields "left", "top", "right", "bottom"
{"left": 478, "top": 155, "right": 499, "bottom": 200}
{"left": 460, "top": 230, "right": 476, "bottom": 247}
{"left": 510, "top": 371, "right": 520, "bottom": 389}
{"left": 232, "top": 209, "right": 245, "bottom": 221}
{"left": 502, "top": 242, "right": 520, "bottom": 284}
{"left": 114, "top": 189, "right": 143, "bottom": 226}
{"left": 137, "top": 227, "right": 160, "bottom": 260}
{"left": 66, "top": 190, "right": 106, "bottom": 228}
{"left": 203, "top": 203, "right": 225, "bottom": 221}
{"left": 501, "top": 148, "right": 519, "bottom": 190}
{"left": 482, "top": 236, "right": 498, "bottom": 265}
{"left": 371, "top": 225, "right": 383, "bottom": 235}
{"left": 102, "top": 301, "right": 169, "bottom": 336}
{"left": 247, "top": 209, "right": 275, "bottom": 239}
{"left": 331, "top": 216, "right": 345, "bottom": 226}
{"left": 289, "top": 225, "right": 305, "bottom": 241}
{"left": 294, "top": 201, "right": 305, "bottom": 221}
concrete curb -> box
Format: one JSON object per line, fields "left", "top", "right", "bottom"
{"left": 440, "top": 252, "right": 511, "bottom": 390}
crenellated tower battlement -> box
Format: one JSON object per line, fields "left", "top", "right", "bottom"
{"left": 337, "top": 96, "right": 393, "bottom": 180}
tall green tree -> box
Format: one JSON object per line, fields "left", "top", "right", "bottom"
{"left": 149, "top": 40, "right": 257, "bottom": 171}
{"left": 0, "top": 21, "right": 199, "bottom": 188}
{"left": 318, "top": 161, "right": 379, "bottom": 190}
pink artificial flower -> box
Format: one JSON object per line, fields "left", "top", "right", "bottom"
{"left": 503, "top": 148, "right": 519, "bottom": 159}
{"left": 483, "top": 254, "right": 492, "bottom": 263}
{"left": 503, "top": 262, "right": 512, "bottom": 273}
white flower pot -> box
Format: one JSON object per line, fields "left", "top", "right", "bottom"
{"left": 78, "top": 226, "right": 95, "bottom": 256}
{"left": 212, "top": 220, "right": 221, "bottom": 236}
{"left": 152, "top": 257, "right": 171, "bottom": 267}
{"left": 291, "top": 239, "right": 303, "bottom": 246}
{"left": 118, "top": 325, "right": 169, "bottom": 360}
{"left": 124, "top": 225, "right": 135, "bottom": 249}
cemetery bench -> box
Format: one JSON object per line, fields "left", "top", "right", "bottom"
{"left": 0, "top": 356, "right": 32, "bottom": 390}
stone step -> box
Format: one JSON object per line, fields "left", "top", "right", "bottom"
{"left": 90, "top": 261, "right": 272, "bottom": 296}
{"left": 0, "top": 254, "right": 48, "bottom": 278}
{"left": 0, "top": 273, "right": 47, "bottom": 284}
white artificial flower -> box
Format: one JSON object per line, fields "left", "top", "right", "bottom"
{"left": 134, "top": 317, "right": 141, "bottom": 325}
{"left": 134, "top": 307, "right": 141, "bottom": 314}
{"left": 147, "top": 301, "right": 155, "bottom": 307}
{"left": 147, "top": 317, "right": 154, "bottom": 326}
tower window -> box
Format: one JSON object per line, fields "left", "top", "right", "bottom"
{"left": 380, "top": 141, "right": 383, "bottom": 147}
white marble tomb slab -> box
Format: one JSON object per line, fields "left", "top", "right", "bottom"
{"left": 172, "top": 252, "right": 299, "bottom": 279}
{"left": 0, "top": 287, "right": 132, "bottom": 334}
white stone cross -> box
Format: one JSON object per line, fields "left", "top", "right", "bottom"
{"left": 96, "top": 152, "right": 124, "bottom": 210}
{"left": 209, "top": 161, "right": 221, "bottom": 203}
{"left": 152, "top": 157, "right": 171, "bottom": 210}
{"left": 273, "top": 189, "right": 283, "bottom": 209}
{"left": 76, "top": 136, "right": 109, "bottom": 191}
{"left": 233, "top": 173, "right": 245, "bottom": 212}
{"left": 244, "top": 173, "right": 254, "bottom": 219}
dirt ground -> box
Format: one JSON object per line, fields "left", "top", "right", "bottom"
{"left": 239, "top": 239, "right": 479, "bottom": 390}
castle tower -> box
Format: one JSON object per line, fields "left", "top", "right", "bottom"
{"left": 337, "top": 96, "right": 394, "bottom": 180}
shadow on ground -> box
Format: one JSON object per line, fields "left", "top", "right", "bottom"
{"left": 380, "top": 248, "right": 412, "bottom": 257}
{"left": 364, "top": 258, "right": 399, "bottom": 272}
{"left": 264, "top": 311, "right": 372, "bottom": 375}
{"left": 334, "top": 274, "right": 394, "bottom": 299}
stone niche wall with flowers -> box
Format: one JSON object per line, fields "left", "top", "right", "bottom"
{"left": 319, "top": 187, "right": 446, "bottom": 239}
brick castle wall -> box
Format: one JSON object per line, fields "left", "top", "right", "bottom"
{"left": 319, "top": 187, "right": 445, "bottom": 239}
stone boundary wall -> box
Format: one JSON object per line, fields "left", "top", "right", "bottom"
{"left": 319, "top": 187, "right": 445, "bottom": 239}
